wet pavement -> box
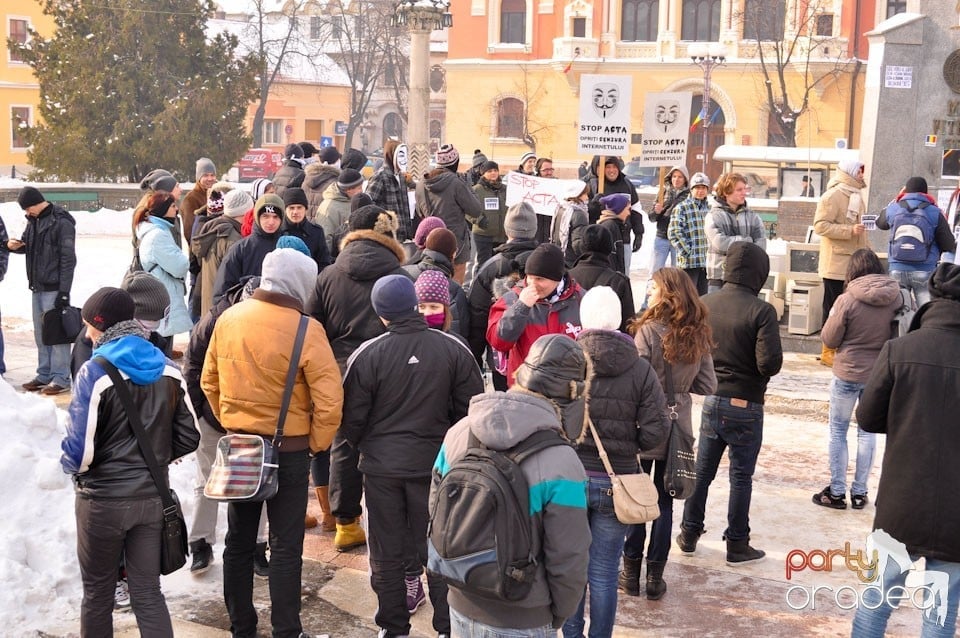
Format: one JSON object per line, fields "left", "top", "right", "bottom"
{"left": 3, "top": 313, "right": 924, "bottom": 637}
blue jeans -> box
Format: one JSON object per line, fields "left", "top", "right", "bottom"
{"left": 681, "top": 395, "right": 764, "bottom": 542}
{"left": 31, "top": 290, "right": 71, "bottom": 387}
{"left": 890, "top": 269, "right": 933, "bottom": 307}
{"left": 562, "top": 476, "right": 626, "bottom": 638}
{"left": 450, "top": 607, "right": 553, "bottom": 637}
{"left": 623, "top": 459, "right": 673, "bottom": 563}
{"left": 224, "top": 449, "right": 310, "bottom": 638}
{"left": 852, "top": 554, "right": 960, "bottom": 638}
{"left": 828, "top": 377, "right": 875, "bottom": 497}
{"left": 651, "top": 237, "right": 676, "bottom": 273}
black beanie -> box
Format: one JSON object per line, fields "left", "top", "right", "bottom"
{"left": 581, "top": 224, "right": 614, "bottom": 255}
{"left": 525, "top": 243, "right": 566, "bottom": 281}
{"left": 349, "top": 204, "right": 388, "bottom": 232}
{"left": 17, "top": 186, "right": 45, "bottom": 209}
{"left": 282, "top": 187, "right": 309, "bottom": 209}
{"left": 82, "top": 287, "right": 136, "bottom": 332}
{"left": 338, "top": 168, "right": 364, "bottom": 190}
{"left": 479, "top": 160, "right": 499, "bottom": 174}
{"left": 350, "top": 192, "right": 374, "bottom": 212}
{"left": 905, "top": 176, "right": 928, "bottom": 194}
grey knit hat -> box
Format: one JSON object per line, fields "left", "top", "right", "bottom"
{"left": 195, "top": 157, "right": 217, "bottom": 180}
{"left": 503, "top": 202, "right": 537, "bottom": 240}
{"left": 121, "top": 271, "right": 171, "bottom": 322}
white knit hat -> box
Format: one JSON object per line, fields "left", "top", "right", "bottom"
{"left": 223, "top": 189, "right": 254, "bottom": 218}
{"left": 579, "top": 286, "right": 621, "bottom": 331}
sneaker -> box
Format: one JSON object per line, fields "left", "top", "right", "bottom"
{"left": 254, "top": 542, "right": 270, "bottom": 578}
{"left": 22, "top": 378, "right": 48, "bottom": 392}
{"left": 41, "top": 383, "right": 69, "bottom": 395}
{"left": 189, "top": 539, "right": 213, "bottom": 574}
{"left": 406, "top": 575, "right": 426, "bottom": 614}
{"left": 676, "top": 528, "right": 702, "bottom": 555}
{"left": 114, "top": 578, "right": 131, "bottom": 611}
{"left": 851, "top": 493, "right": 869, "bottom": 510}
{"left": 812, "top": 486, "right": 846, "bottom": 509}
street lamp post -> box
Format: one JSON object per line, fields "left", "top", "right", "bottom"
{"left": 689, "top": 43, "right": 727, "bottom": 176}
{"left": 392, "top": 0, "right": 453, "bottom": 179}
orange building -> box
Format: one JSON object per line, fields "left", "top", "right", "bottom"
{"left": 440, "top": 0, "right": 907, "bottom": 177}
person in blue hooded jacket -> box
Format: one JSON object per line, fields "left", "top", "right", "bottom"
{"left": 61, "top": 287, "right": 199, "bottom": 637}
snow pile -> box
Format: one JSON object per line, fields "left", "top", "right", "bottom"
{"left": 0, "top": 377, "right": 210, "bottom": 634}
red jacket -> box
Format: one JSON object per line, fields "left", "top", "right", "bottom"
{"left": 486, "top": 276, "right": 584, "bottom": 385}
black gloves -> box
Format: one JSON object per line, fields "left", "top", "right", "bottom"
{"left": 475, "top": 214, "right": 489, "bottom": 231}
{"left": 632, "top": 234, "right": 643, "bottom": 252}
{"left": 55, "top": 292, "right": 70, "bottom": 309}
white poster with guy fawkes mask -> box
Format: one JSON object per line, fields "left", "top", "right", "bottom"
{"left": 577, "top": 75, "right": 632, "bottom": 156}
{"left": 637, "top": 91, "right": 692, "bottom": 166}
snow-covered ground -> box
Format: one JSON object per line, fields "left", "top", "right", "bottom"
{"left": 0, "top": 181, "right": 225, "bottom": 635}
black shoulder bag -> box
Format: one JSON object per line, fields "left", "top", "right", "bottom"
{"left": 662, "top": 360, "right": 697, "bottom": 500}
{"left": 94, "top": 357, "right": 188, "bottom": 575}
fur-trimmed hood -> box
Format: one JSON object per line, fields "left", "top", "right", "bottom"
{"left": 337, "top": 229, "right": 407, "bottom": 277}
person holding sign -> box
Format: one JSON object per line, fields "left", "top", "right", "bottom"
{"left": 586, "top": 157, "right": 644, "bottom": 270}
{"left": 471, "top": 160, "right": 508, "bottom": 269}
{"left": 598, "top": 193, "right": 633, "bottom": 275}
{"left": 649, "top": 166, "right": 689, "bottom": 273}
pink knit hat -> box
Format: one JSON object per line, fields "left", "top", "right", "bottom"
{"left": 414, "top": 216, "right": 447, "bottom": 249}
{"left": 414, "top": 270, "right": 450, "bottom": 307}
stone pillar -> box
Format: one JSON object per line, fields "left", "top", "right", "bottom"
{"left": 408, "top": 27, "right": 432, "bottom": 179}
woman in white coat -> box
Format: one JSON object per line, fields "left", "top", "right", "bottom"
{"left": 133, "top": 191, "right": 193, "bottom": 340}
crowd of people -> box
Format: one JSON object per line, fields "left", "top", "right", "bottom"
{"left": 1, "top": 144, "right": 959, "bottom": 638}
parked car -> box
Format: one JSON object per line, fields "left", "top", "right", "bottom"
{"left": 622, "top": 161, "right": 659, "bottom": 188}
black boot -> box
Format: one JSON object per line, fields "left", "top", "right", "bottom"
{"left": 645, "top": 560, "right": 667, "bottom": 600}
{"left": 617, "top": 555, "right": 642, "bottom": 597}
{"left": 725, "top": 538, "right": 765, "bottom": 565}
{"left": 189, "top": 539, "right": 213, "bottom": 575}
{"left": 254, "top": 542, "right": 270, "bottom": 578}
{"left": 676, "top": 528, "right": 701, "bottom": 555}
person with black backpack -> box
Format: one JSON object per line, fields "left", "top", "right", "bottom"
{"left": 429, "top": 334, "right": 591, "bottom": 636}
{"left": 877, "top": 176, "right": 957, "bottom": 307}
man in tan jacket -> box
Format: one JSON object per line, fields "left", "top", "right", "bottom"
{"left": 813, "top": 159, "right": 867, "bottom": 366}
{"left": 202, "top": 246, "right": 343, "bottom": 637}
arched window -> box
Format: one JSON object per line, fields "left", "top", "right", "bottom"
{"left": 681, "top": 0, "right": 720, "bottom": 41}
{"left": 497, "top": 97, "right": 524, "bottom": 139}
{"left": 383, "top": 113, "right": 402, "bottom": 139}
{"left": 500, "top": 0, "right": 526, "bottom": 44}
{"left": 743, "top": 0, "right": 785, "bottom": 41}
{"left": 622, "top": 0, "right": 658, "bottom": 42}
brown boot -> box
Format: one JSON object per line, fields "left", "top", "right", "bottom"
{"left": 820, "top": 344, "right": 836, "bottom": 368}
{"left": 315, "top": 486, "right": 336, "bottom": 532}
{"left": 305, "top": 511, "right": 318, "bottom": 529}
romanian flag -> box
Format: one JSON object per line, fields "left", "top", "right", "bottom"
{"left": 690, "top": 106, "right": 706, "bottom": 132}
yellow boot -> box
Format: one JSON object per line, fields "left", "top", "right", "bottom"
{"left": 334, "top": 518, "right": 367, "bottom": 551}
{"left": 315, "top": 487, "right": 336, "bottom": 532}
{"left": 820, "top": 344, "right": 836, "bottom": 368}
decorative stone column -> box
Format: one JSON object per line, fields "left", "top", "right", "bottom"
{"left": 392, "top": 0, "right": 453, "bottom": 179}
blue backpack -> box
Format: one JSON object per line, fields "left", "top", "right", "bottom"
{"left": 889, "top": 201, "right": 936, "bottom": 263}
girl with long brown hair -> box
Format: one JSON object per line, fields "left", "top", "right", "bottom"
{"left": 619, "top": 267, "right": 717, "bottom": 600}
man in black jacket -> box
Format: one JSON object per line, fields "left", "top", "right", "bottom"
{"left": 7, "top": 186, "right": 77, "bottom": 395}
{"left": 851, "top": 262, "right": 960, "bottom": 636}
{"left": 568, "top": 224, "right": 635, "bottom": 331}
{"left": 677, "top": 241, "right": 782, "bottom": 565}
{"left": 340, "top": 274, "right": 483, "bottom": 638}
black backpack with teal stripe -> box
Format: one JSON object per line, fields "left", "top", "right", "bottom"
{"left": 427, "top": 428, "right": 569, "bottom": 601}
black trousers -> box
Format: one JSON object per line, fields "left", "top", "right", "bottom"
{"left": 822, "top": 278, "right": 845, "bottom": 320}
{"left": 329, "top": 432, "right": 363, "bottom": 521}
{"left": 364, "top": 474, "right": 450, "bottom": 637}
{"left": 684, "top": 267, "right": 708, "bottom": 296}
{"left": 224, "top": 449, "right": 310, "bottom": 638}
